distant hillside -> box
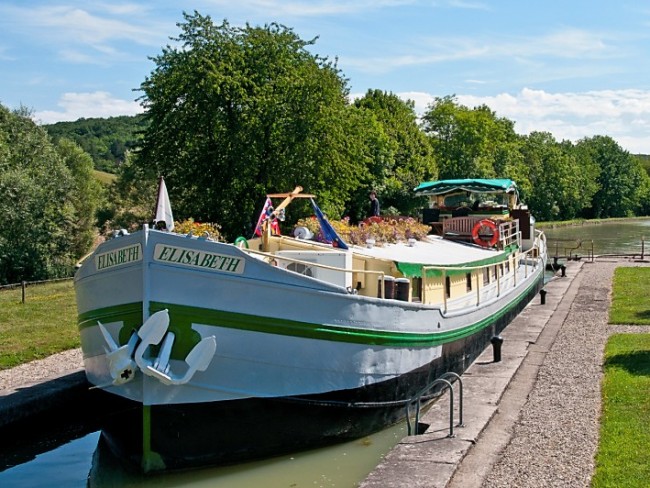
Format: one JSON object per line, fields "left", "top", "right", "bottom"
{"left": 45, "top": 114, "right": 148, "bottom": 173}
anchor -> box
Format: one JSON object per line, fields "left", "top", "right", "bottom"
{"left": 98, "top": 321, "right": 139, "bottom": 385}
{"left": 144, "top": 335, "right": 217, "bottom": 386}
{"left": 134, "top": 309, "right": 172, "bottom": 374}
{"left": 99, "top": 309, "right": 217, "bottom": 387}
{"left": 133, "top": 309, "right": 217, "bottom": 386}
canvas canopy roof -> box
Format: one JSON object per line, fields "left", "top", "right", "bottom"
{"left": 413, "top": 178, "right": 518, "bottom": 196}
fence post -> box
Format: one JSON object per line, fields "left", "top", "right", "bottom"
{"left": 642, "top": 236, "right": 645, "bottom": 260}
{"left": 21, "top": 280, "right": 26, "bottom": 304}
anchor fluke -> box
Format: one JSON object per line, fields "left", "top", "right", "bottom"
{"left": 134, "top": 309, "right": 171, "bottom": 373}
{"left": 98, "top": 321, "right": 139, "bottom": 385}
{"left": 145, "top": 336, "right": 217, "bottom": 386}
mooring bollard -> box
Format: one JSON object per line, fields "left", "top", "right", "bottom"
{"left": 490, "top": 335, "right": 503, "bottom": 362}
{"left": 540, "top": 289, "right": 547, "bottom": 305}
{"left": 560, "top": 265, "right": 566, "bottom": 277}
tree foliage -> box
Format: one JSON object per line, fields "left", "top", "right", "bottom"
{"left": 516, "top": 132, "right": 596, "bottom": 221}
{"left": 44, "top": 114, "right": 148, "bottom": 173}
{"left": 0, "top": 105, "right": 101, "bottom": 284}
{"left": 134, "top": 12, "right": 364, "bottom": 239}
{"left": 353, "top": 90, "right": 437, "bottom": 218}
{"left": 25, "top": 12, "right": 650, "bottom": 246}
{"left": 576, "top": 136, "right": 648, "bottom": 218}
{"left": 421, "top": 95, "right": 521, "bottom": 180}
{"left": 419, "top": 97, "right": 649, "bottom": 222}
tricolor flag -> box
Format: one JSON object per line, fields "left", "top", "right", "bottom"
{"left": 154, "top": 177, "right": 174, "bottom": 231}
{"left": 310, "top": 199, "right": 348, "bottom": 250}
{"left": 254, "top": 197, "right": 281, "bottom": 237}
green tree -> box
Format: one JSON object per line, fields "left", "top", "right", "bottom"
{"left": 134, "top": 12, "right": 364, "bottom": 239}
{"left": 353, "top": 90, "right": 437, "bottom": 217}
{"left": 54, "top": 138, "right": 104, "bottom": 256}
{"left": 576, "top": 136, "right": 647, "bottom": 218}
{"left": 421, "top": 96, "right": 520, "bottom": 180}
{"left": 0, "top": 106, "right": 77, "bottom": 283}
{"left": 559, "top": 140, "right": 600, "bottom": 219}
{"left": 518, "top": 132, "right": 599, "bottom": 221}
{"left": 99, "top": 150, "right": 158, "bottom": 233}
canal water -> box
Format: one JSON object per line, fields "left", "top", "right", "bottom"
{"left": 3, "top": 218, "right": 648, "bottom": 487}
{"left": 0, "top": 417, "right": 407, "bottom": 487}
{"left": 543, "top": 218, "right": 650, "bottom": 258}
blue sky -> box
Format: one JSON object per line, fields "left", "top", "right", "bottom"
{"left": 1, "top": 1, "right": 649, "bottom": 153}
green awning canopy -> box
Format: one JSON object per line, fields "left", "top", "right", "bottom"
{"left": 395, "top": 244, "right": 519, "bottom": 278}
{"left": 414, "top": 178, "right": 518, "bottom": 196}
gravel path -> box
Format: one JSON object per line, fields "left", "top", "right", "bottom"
{"left": 0, "top": 348, "right": 83, "bottom": 392}
{"left": 483, "top": 259, "right": 650, "bottom": 488}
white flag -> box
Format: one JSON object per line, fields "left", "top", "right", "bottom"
{"left": 154, "top": 177, "right": 174, "bottom": 231}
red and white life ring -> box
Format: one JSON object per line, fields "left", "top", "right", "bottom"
{"left": 472, "top": 219, "right": 499, "bottom": 247}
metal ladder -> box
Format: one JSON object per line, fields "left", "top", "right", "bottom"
{"left": 405, "top": 371, "right": 464, "bottom": 437}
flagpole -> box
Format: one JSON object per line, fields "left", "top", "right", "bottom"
{"left": 153, "top": 176, "right": 164, "bottom": 223}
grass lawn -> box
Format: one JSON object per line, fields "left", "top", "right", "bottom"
{"left": 0, "top": 280, "right": 79, "bottom": 370}
{"left": 593, "top": 333, "right": 650, "bottom": 487}
{"left": 609, "top": 267, "right": 650, "bottom": 325}
{"left": 93, "top": 169, "right": 117, "bottom": 185}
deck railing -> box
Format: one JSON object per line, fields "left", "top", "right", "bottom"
{"left": 442, "top": 217, "right": 520, "bottom": 250}
{"left": 421, "top": 229, "right": 545, "bottom": 312}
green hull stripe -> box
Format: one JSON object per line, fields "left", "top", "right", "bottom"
{"left": 78, "top": 301, "right": 144, "bottom": 346}
{"left": 78, "top": 273, "right": 541, "bottom": 348}
{"left": 78, "top": 301, "right": 142, "bottom": 329}
{"left": 141, "top": 405, "right": 165, "bottom": 473}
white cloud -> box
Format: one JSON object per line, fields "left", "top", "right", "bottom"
{"left": 0, "top": 5, "right": 164, "bottom": 46}
{"left": 33, "top": 92, "right": 143, "bottom": 124}
{"left": 0, "top": 45, "right": 12, "bottom": 61}
{"left": 457, "top": 88, "right": 650, "bottom": 153}
{"left": 395, "top": 91, "right": 435, "bottom": 113}
{"left": 201, "top": 0, "right": 486, "bottom": 17}
{"left": 347, "top": 88, "right": 650, "bottom": 153}
{"left": 445, "top": 0, "right": 489, "bottom": 10}
{"left": 202, "top": 0, "right": 416, "bottom": 17}
{"left": 0, "top": 3, "right": 169, "bottom": 64}
{"left": 345, "top": 28, "right": 619, "bottom": 74}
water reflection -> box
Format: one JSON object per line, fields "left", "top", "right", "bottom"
{"left": 0, "top": 421, "right": 406, "bottom": 488}
{"left": 89, "top": 424, "right": 404, "bottom": 487}
{"left": 0, "top": 432, "right": 99, "bottom": 488}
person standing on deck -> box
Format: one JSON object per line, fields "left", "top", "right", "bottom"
{"left": 368, "top": 191, "right": 380, "bottom": 217}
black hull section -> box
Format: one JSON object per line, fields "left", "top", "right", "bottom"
{"left": 101, "top": 275, "right": 543, "bottom": 472}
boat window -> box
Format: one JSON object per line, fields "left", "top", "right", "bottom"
{"left": 466, "top": 273, "right": 472, "bottom": 292}
{"left": 445, "top": 276, "right": 451, "bottom": 298}
{"left": 412, "top": 277, "right": 422, "bottom": 302}
{"left": 500, "top": 263, "right": 504, "bottom": 276}
{"left": 483, "top": 267, "right": 489, "bottom": 285}
{"left": 505, "top": 258, "right": 510, "bottom": 273}
{"left": 492, "top": 266, "right": 498, "bottom": 280}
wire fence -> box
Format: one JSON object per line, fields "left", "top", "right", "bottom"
{"left": 546, "top": 236, "right": 647, "bottom": 262}
{"left": 0, "top": 277, "right": 74, "bottom": 303}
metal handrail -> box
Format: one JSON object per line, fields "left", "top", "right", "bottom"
{"left": 406, "top": 371, "right": 464, "bottom": 437}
